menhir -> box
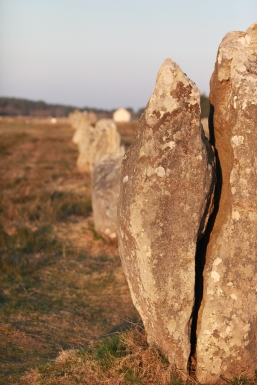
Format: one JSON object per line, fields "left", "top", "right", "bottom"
{"left": 118, "top": 58, "right": 215, "bottom": 372}
{"left": 196, "top": 23, "right": 257, "bottom": 384}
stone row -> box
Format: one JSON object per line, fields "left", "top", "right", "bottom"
{"left": 117, "top": 23, "right": 257, "bottom": 383}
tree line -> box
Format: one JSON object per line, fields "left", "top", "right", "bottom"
{"left": 0, "top": 95, "right": 209, "bottom": 119}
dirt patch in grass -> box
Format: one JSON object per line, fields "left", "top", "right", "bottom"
{"left": 0, "top": 119, "right": 139, "bottom": 384}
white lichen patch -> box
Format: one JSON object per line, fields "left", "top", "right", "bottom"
{"left": 234, "top": 96, "right": 237, "bottom": 108}
{"left": 230, "top": 294, "right": 238, "bottom": 300}
{"left": 249, "top": 212, "right": 257, "bottom": 221}
{"left": 238, "top": 64, "right": 247, "bottom": 72}
{"left": 243, "top": 323, "right": 250, "bottom": 332}
{"left": 155, "top": 166, "right": 165, "bottom": 177}
{"left": 231, "top": 135, "right": 244, "bottom": 147}
{"left": 211, "top": 271, "right": 220, "bottom": 282}
{"left": 123, "top": 175, "right": 129, "bottom": 183}
{"left": 167, "top": 319, "right": 176, "bottom": 333}
{"left": 213, "top": 257, "right": 222, "bottom": 266}
{"left": 232, "top": 210, "right": 240, "bottom": 220}
{"left": 162, "top": 141, "right": 176, "bottom": 151}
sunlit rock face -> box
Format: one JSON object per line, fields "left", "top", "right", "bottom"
{"left": 92, "top": 152, "right": 123, "bottom": 242}
{"left": 196, "top": 23, "right": 257, "bottom": 383}
{"left": 118, "top": 58, "right": 215, "bottom": 372}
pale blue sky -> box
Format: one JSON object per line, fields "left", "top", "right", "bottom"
{"left": 0, "top": 0, "right": 256, "bottom": 110}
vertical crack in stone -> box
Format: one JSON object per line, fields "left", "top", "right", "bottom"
{"left": 188, "top": 104, "right": 221, "bottom": 375}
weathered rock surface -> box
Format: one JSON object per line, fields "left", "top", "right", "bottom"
{"left": 76, "top": 118, "right": 124, "bottom": 173}
{"left": 196, "top": 24, "right": 257, "bottom": 383}
{"left": 118, "top": 58, "right": 215, "bottom": 371}
{"left": 92, "top": 152, "right": 123, "bottom": 242}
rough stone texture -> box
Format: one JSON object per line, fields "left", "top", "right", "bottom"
{"left": 196, "top": 24, "right": 257, "bottom": 383}
{"left": 92, "top": 152, "right": 123, "bottom": 242}
{"left": 118, "top": 58, "right": 215, "bottom": 371}
{"left": 76, "top": 119, "right": 124, "bottom": 174}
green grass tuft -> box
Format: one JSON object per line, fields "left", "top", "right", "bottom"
{"left": 92, "top": 334, "right": 127, "bottom": 371}
{"left": 88, "top": 221, "right": 105, "bottom": 241}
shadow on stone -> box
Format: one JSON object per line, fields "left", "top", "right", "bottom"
{"left": 188, "top": 103, "right": 223, "bottom": 374}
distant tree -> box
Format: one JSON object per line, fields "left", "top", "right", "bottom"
{"left": 125, "top": 107, "right": 134, "bottom": 114}
{"left": 200, "top": 94, "right": 210, "bottom": 118}
{"left": 0, "top": 96, "right": 211, "bottom": 119}
{"left": 0, "top": 97, "right": 111, "bottom": 117}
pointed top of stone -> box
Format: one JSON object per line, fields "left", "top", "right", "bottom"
{"left": 245, "top": 22, "right": 257, "bottom": 44}
{"left": 145, "top": 58, "right": 200, "bottom": 127}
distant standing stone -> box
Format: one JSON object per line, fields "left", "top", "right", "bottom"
{"left": 92, "top": 152, "right": 123, "bottom": 242}
{"left": 69, "top": 110, "right": 97, "bottom": 131}
{"left": 76, "top": 119, "right": 124, "bottom": 174}
{"left": 118, "top": 58, "right": 215, "bottom": 371}
{"left": 196, "top": 23, "right": 257, "bottom": 383}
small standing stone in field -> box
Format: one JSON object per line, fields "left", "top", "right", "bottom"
{"left": 76, "top": 119, "right": 124, "bottom": 174}
{"left": 71, "top": 110, "right": 97, "bottom": 146}
{"left": 196, "top": 23, "right": 257, "bottom": 384}
{"left": 92, "top": 152, "right": 123, "bottom": 242}
{"left": 118, "top": 58, "right": 215, "bottom": 372}
{"left": 69, "top": 110, "right": 97, "bottom": 131}
{"left": 70, "top": 111, "right": 124, "bottom": 174}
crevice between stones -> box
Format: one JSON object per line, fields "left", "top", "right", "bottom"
{"left": 188, "top": 104, "right": 222, "bottom": 376}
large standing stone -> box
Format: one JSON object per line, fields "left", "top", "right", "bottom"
{"left": 92, "top": 152, "right": 123, "bottom": 242}
{"left": 196, "top": 24, "right": 257, "bottom": 383}
{"left": 118, "top": 58, "right": 215, "bottom": 371}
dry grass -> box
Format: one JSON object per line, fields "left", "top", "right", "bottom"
{"left": 1, "top": 118, "right": 256, "bottom": 385}
{"left": 0, "top": 119, "right": 139, "bottom": 384}
{"left": 21, "top": 325, "right": 183, "bottom": 385}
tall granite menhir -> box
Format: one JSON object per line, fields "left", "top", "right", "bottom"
{"left": 118, "top": 59, "right": 215, "bottom": 371}
{"left": 196, "top": 23, "right": 257, "bottom": 383}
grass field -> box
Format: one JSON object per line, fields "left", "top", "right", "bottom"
{"left": 0, "top": 119, "right": 140, "bottom": 384}
{"left": 1, "top": 118, "right": 256, "bottom": 385}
